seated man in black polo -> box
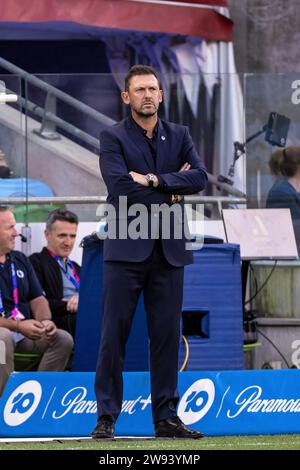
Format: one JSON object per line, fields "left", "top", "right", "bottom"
{"left": 30, "top": 209, "right": 80, "bottom": 339}
{"left": 0, "top": 206, "right": 74, "bottom": 396}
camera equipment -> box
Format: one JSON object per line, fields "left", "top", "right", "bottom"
{"left": 264, "top": 112, "right": 290, "bottom": 147}
{"left": 225, "top": 112, "right": 290, "bottom": 182}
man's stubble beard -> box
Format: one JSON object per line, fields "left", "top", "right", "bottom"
{"left": 133, "top": 103, "right": 159, "bottom": 118}
{"left": 137, "top": 110, "right": 157, "bottom": 117}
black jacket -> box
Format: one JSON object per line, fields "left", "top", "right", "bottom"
{"left": 100, "top": 116, "right": 207, "bottom": 266}
{"left": 30, "top": 247, "right": 81, "bottom": 338}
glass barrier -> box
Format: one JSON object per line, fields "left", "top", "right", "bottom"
{"left": 0, "top": 74, "right": 29, "bottom": 221}
{"left": 0, "top": 71, "right": 246, "bottom": 262}
{"left": 245, "top": 73, "right": 300, "bottom": 333}
{"left": 245, "top": 73, "right": 300, "bottom": 210}
{"left": 245, "top": 73, "right": 300, "bottom": 250}
{"left": 1, "top": 72, "right": 245, "bottom": 224}
{"left": 3, "top": 68, "right": 300, "bottom": 366}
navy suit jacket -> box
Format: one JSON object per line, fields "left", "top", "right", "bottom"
{"left": 99, "top": 116, "right": 207, "bottom": 267}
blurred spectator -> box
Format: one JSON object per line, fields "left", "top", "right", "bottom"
{"left": 0, "top": 150, "right": 11, "bottom": 178}
{"left": 30, "top": 209, "right": 80, "bottom": 339}
{"left": 266, "top": 146, "right": 300, "bottom": 219}
{"left": 266, "top": 146, "right": 300, "bottom": 253}
{"left": 0, "top": 206, "right": 73, "bottom": 396}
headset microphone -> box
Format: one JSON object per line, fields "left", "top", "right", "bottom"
{"left": 18, "top": 233, "right": 27, "bottom": 243}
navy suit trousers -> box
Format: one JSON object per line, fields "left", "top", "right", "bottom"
{"left": 94, "top": 240, "right": 184, "bottom": 423}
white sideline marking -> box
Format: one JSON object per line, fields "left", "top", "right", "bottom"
{"left": 0, "top": 436, "right": 153, "bottom": 443}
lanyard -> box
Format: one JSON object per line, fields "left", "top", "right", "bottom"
{"left": 48, "top": 249, "right": 80, "bottom": 290}
{"left": 0, "top": 259, "right": 25, "bottom": 320}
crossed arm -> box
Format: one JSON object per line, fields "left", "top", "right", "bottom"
{"left": 129, "top": 162, "right": 191, "bottom": 202}
{"left": 100, "top": 127, "right": 207, "bottom": 206}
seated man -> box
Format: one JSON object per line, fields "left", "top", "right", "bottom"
{"left": 0, "top": 206, "right": 73, "bottom": 396}
{"left": 266, "top": 146, "right": 300, "bottom": 219}
{"left": 0, "top": 150, "right": 11, "bottom": 178}
{"left": 30, "top": 209, "right": 80, "bottom": 339}
{"left": 266, "top": 146, "right": 300, "bottom": 255}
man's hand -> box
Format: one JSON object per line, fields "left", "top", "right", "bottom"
{"left": 179, "top": 162, "right": 191, "bottom": 172}
{"left": 64, "top": 295, "right": 79, "bottom": 313}
{"left": 129, "top": 162, "right": 190, "bottom": 191}
{"left": 129, "top": 171, "right": 148, "bottom": 186}
{"left": 40, "top": 319, "right": 57, "bottom": 339}
{"left": 18, "top": 319, "right": 46, "bottom": 340}
{"left": 170, "top": 163, "right": 190, "bottom": 204}
{"left": 129, "top": 171, "right": 159, "bottom": 188}
{"left": 171, "top": 194, "right": 183, "bottom": 204}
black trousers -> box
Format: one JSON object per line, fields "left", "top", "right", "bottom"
{"left": 94, "top": 241, "right": 184, "bottom": 423}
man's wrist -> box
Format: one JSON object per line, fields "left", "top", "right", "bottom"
{"left": 146, "top": 174, "right": 159, "bottom": 188}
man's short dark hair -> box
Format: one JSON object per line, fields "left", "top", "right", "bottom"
{"left": 124, "top": 65, "right": 161, "bottom": 91}
{"left": 46, "top": 209, "right": 78, "bottom": 231}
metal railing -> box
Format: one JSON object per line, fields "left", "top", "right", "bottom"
{"left": 0, "top": 57, "right": 114, "bottom": 126}
{"left": 0, "top": 195, "right": 246, "bottom": 219}
{"left": 17, "top": 93, "right": 99, "bottom": 149}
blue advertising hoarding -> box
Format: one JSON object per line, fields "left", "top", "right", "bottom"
{"left": 1, "top": 370, "right": 300, "bottom": 437}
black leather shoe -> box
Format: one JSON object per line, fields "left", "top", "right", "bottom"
{"left": 91, "top": 416, "right": 115, "bottom": 439}
{"left": 155, "top": 416, "right": 204, "bottom": 439}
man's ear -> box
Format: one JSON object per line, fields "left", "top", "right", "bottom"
{"left": 121, "top": 91, "right": 130, "bottom": 104}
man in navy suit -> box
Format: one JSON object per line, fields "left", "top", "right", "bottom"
{"left": 92, "top": 65, "right": 207, "bottom": 439}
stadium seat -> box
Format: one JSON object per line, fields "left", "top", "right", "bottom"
{"left": 14, "top": 353, "right": 42, "bottom": 371}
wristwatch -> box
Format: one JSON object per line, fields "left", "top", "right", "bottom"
{"left": 146, "top": 173, "right": 155, "bottom": 187}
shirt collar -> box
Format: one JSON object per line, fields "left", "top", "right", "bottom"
{"left": 129, "top": 115, "right": 158, "bottom": 138}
